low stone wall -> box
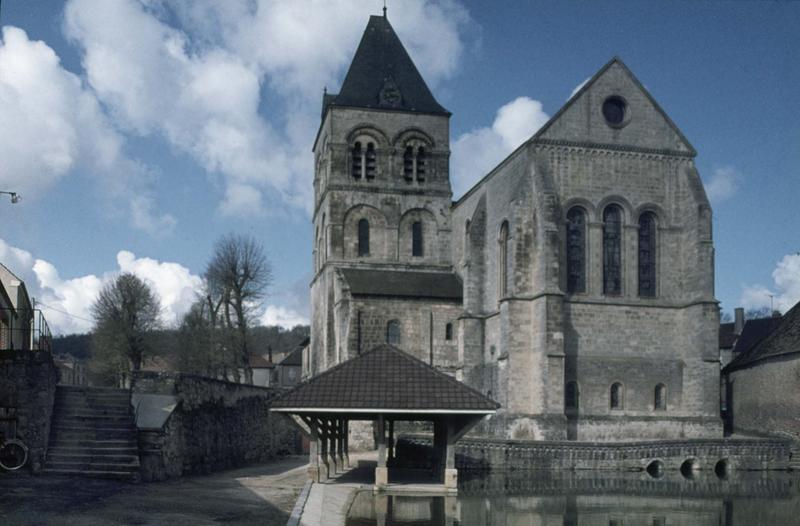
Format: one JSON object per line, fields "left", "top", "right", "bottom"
{"left": 396, "top": 434, "right": 793, "bottom": 472}
{"left": 0, "top": 350, "right": 57, "bottom": 472}
{"left": 131, "top": 371, "right": 301, "bottom": 482}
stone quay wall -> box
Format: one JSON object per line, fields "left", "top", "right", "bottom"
{"left": 131, "top": 371, "right": 301, "bottom": 481}
{"left": 396, "top": 435, "right": 793, "bottom": 472}
{"left": 0, "top": 350, "right": 57, "bottom": 472}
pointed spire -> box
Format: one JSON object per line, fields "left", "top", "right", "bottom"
{"left": 327, "top": 15, "right": 449, "bottom": 116}
{"left": 383, "top": 0, "right": 387, "bottom": 18}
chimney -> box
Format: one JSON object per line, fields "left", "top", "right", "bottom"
{"left": 734, "top": 307, "right": 745, "bottom": 335}
{"left": 268, "top": 345, "right": 273, "bottom": 364}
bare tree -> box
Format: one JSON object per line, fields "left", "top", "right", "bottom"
{"left": 90, "top": 273, "right": 161, "bottom": 386}
{"left": 205, "top": 234, "right": 272, "bottom": 384}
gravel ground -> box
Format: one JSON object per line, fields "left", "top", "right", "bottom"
{"left": 0, "top": 456, "right": 308, "bottom": 526}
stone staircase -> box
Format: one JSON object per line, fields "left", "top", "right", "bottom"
{"left": 44, "top": 385, "right": 140, "bottom": 481}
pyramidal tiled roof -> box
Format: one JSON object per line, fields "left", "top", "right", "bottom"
{"left": 325, "top": 15, "right": 449, "bottom": 116}
{"left": 272, "top": 344, "right": 498, "bottom": 413}
{"left": 726, "top": 302, "right": 800, "bottom": 372}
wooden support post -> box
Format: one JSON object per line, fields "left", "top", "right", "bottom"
{"left": 343, "top": 420, "right": 350, "bottom": 468}
{"left": 318, "top": 418, "right": 330, "bottom": 481}
{"left": 387, "top": 419, "right": 395, "bottom": 464}
{"left": 375, "top": 414, "right": 388, "bottom": 488}
{"left": 433, "top": 420, "right": 446, "bottom": 482}
{"left": 327, "top": 419, "right": 338, "bottom": 475}
{"left": 444, "top": 420, "right": 457, "bottom": 489}
{"left": 337, "top": 419, "right": 345, "bottom": 469}
{"left": 307, "top": 421, "right": 320, "bottom": 482}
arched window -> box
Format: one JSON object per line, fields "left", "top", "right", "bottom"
{"left": 565, "top": 381, "right": 579, "bottom": 410}
{"left": 365, "top": 142, "right": 376, "bottom": 179}
{"left": 638, "top": 212, "right": 657, "bottom": 297}
{"left": 566, "top": 207, "right": 586, "bottom": 293}
{"left": 403, "top": 146, "right": 414, "bottom": 180}
{"left": 499, "top": 221, "right": 509, "bottom": 298}
{"left": 351, "top": 142, "right": 362, "bottom": 179}
{"left": 610, "top": 382, "right": 624, "bottom": 410}
{"left": 386, "top": 320, "right": 401, "bottom": 345}
{"left": 358, "top": 218, "right": 370, "bottom": 257}
{"left": 603, "top": 205, "right": 623, "bottom": 295}
{"left": 654, "top": 383, "right": 667, "bottom": 411}
{"left": 412, "top": 221, "right": 423, "bottom": 257}
{"left": 416, "top": 147, "right": 426, "bottom": 181}
{"left": 445, "top": 322, "right": 453, "bottom": 341}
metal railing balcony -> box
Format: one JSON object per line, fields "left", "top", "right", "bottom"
{"left": 0, "top": 309, "right": 52, "bottom": 353}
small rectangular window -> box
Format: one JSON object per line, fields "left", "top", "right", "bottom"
{"left": 412, "top": 221, "right": 423, "bottom": 257}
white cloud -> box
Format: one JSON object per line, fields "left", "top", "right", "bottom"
{"left": 740, "top": 253, "right": 800, "bottom": 314}
{"left": 569, "top": 77, "right": 590, "bottom": 100}
{"left": 450, "top": 96, "right": 549, "bottom": 197}
{"left": 63, "top": 0, "right": 474, "bottom": 217}
{"left": 0, "top": 26, "right": 174, "bottom": 236}
{"left": 259, "top": 305, "right": 309, "bottom": 329}
{"left": 0, "top": 238, "right": 201, "bottom": 334}
{"left": 704, "top": 166, "right": 740, "bottom": 204}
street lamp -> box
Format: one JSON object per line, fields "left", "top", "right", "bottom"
{"left": 0, "top": 191, "right": 20, "bottom": 204}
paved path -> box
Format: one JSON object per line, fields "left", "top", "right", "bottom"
{"left": 0, "top": 456, "right": 308, "bottom": 526}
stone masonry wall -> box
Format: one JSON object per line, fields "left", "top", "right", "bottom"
{"left": 0, "top": 350, "right": 57, "bottom": 472}
{"left": 131, "top": 371, "right": 301, "bottom": 482}
{"left": 729, "top": 355, "right": 800, "bottom": 443}
{"left": 397, "top": 435, "right": 793, "bottom": 472}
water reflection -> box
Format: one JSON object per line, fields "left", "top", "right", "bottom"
{"left": 345, "top": 470, "right": 800, "bottom": 525}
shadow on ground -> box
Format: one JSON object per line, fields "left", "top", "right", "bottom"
{"left": 0, "top": 456, "right": 308, "bottom": 526}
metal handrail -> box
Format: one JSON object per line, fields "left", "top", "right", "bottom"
{"left": 0, "top": 308, "right": 52, "bottom": 352}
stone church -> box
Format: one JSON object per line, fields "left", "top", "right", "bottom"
{"left": 308, "top": 13, "right": 722, "bottom": 441}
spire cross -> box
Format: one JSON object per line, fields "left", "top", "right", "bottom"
{"left": 383, "top": 0, "right": 387, "bottom": 17}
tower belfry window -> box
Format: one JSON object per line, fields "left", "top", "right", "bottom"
{"left": 403, "top": 146, "right": 414, "bottom": 180}
{"left": 416, "top": 147, "right": 426, "bottom": 181}
{"left": 351, "top": 142, "right": 362, "bottom": 179}
{"left": 365, "top": 143, "right": 376, "bottom": 179}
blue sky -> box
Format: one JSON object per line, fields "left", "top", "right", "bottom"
{"left": 0, "top": 0, "right": 798, "bottom": 334}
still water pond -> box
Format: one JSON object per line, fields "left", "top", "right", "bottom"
{"left": 345, "top": 470, "right": 800, "bottom": 525}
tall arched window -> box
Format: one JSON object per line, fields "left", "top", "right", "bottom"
{"left": 351, "top": 142, "right": 362, "bottom": 179}
{"left": 610, "top": 382, "right": 624, "bottom": 410}
{"left": 565, "top": 381, "right": 579, "bottom": 410}
{"left": 566, "top": 207, "right": 586, "bottom": 293}
{"left": 386, "top": 320, "right": 401, "bottom": 345}
{"left": 654, "top": 383, "right": 667, "bottom": 411}
{"left": 445, "top": 322, "right": 453, "bottom": 341}
{"left": 499, "top": 221, "right": 510, "bottom": 299}
{"left": 358, "top": 218, "right": 370, "bottom": 257}
{"left": 412, "top": 221, "right": 423, "bottom": 257}
{"left": 603, "top": 205, "right": 623, "bottom": 295}
{"left": 638, "top": 212, "right": 657, "bottom": 297}
{"left": 365, "top": 143, "right": 376, "bottom": 179}
{"left": 416, "top": 147, "right": 426, "bottom": 181}
{"left": 403, "top": 146, "right": 414, "bottom": 180}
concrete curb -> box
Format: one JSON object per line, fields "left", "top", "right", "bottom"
{"left": 286, "top": 479, "right": 313, "bottom": 526}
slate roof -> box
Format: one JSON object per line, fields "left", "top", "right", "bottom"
{"left": 340, "top": 268, "right": 462, "bottom": 301}
{"left": 280, "top": 340, "right": 306, "bottom": 367}
{"left": 726, "top": 303, "right": 800, "bottom": 372}
{"left": 249, "top": 354, "right": 275, "bottom": 369}
{"left": 732, "top": 316, "right": 783, "bottom": 355}
{"left": 719, "top": 322, "right": 736, "bottom": 349}
{"left": 325, "top": 15, "right": 449, "bottom": 116}
{"left": 271, "top": 344, "right": 499, "bottom": 413}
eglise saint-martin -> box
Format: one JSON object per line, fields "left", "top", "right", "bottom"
{"left": 307, "top": 13, "right": 721, "bottom": 441}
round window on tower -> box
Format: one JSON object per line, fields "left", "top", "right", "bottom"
{"left": 602, "top": 96, "right": 628, "bottom": 127}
